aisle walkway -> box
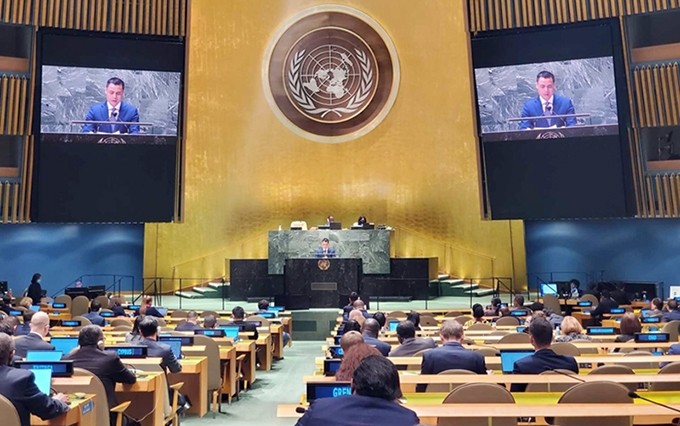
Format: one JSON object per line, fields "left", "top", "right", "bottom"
{"left": 184, "top": 341, "right": 321, "bottom": 426}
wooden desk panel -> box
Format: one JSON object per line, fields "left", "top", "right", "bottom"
{"left": 32, "top": 395, "right": 96, "bottom": 426}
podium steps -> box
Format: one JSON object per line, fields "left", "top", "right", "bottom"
{"left": 175, "top": 281, "right": 230, "bottom": 299}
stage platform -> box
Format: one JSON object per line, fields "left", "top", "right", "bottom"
{"left": 140, "top": 294, "right": 498, "bottom": 340}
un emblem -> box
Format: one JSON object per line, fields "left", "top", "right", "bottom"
{"left": 264, "top": 6, "right": 400, "bottom": 143}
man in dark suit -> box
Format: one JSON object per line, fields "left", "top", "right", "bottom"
{"left": 296, "top": 355, "right": 419, "bottom": 426}
{"left": 389, "top": 320, "right": 436, "bottom": 357}
{"left": 174, "top": 311, "right": 203, "bottom": 332}
{"left": 361, "top": 318, "right": 391, "bottom": 356}
{"left": 227, "top": 306, "right": 258, "bottom": 340}
{"left": 137, "top": 317, "right": 181, "bottom": 374}
{"left": 511, "top": 318, "right": 578, "bottom": 392}
{"left": 342, "top": 292, "right": 360, "bottom": 321}
{"left": 314, "top": 238, "right": 336, "bottom": 258}
{"left": 589, "top": 289, "right": 619, "bottom": 325}
{"left": 662, "top": 299, "right": 680, "bottom": 322}
{"left": 519, "top": 71, "right": 576, "bottom": 130}
{"left": 82, "top": 77, "right": 140, "bottom": 134}
{"left": 0, "top": 333, "right": 70, "bottom": 426}
{"left": 82, "top": 300, "right": 106, "bottom": 327}
{"left": 511, "top": 294, "right": 532, "bottom": 315}
{"left": 418, "top": 320, "right": 486, "bottom": 391}
{"left": 63, "top": 325, "right": 136, "bottom": 426}
{"left": 14, "top": 312, "right": 54, "bottom": 358}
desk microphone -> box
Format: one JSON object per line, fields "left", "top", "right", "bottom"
{"left": 549, "top": 368, "right": 586, "bottom": 383}
{"left": 295, "top": 406, "right": 307, "bottom": 414}
{"left": 628, "top": 391, "right": 680, "bottom": 417}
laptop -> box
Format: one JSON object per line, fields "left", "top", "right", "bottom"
{"left": 268, "top": 306, "right": 285, "bottom": 312}
{"left": 499, "top": 350, "right": 533, "bottom": 374}
{"left": 306, "top": 382, "right": 351, "bottom": 401}
{"left": 30, "top": 305, "right": 41, "bottom": 312}
{"left": 165, "top": 339, "right": 183, "bottom": 360}
{"left": 31, "top": 368, "right": 53, "bottom": 395}
{"left": 50, "top": 337, "right": 79, "bottom": 355}
{"left": 323, "top": 359, "right": 342, "bottom": 376}
{"left": 155, "top": 307, "right": 168, "bottom": 317}
{"left": 388, "top": 320, "right": 399, "bottom": 332}
{"left": 26, "top": 351, "right": 63, "bottom": 362}
{"left": 218, "top": 325, "right": 240, "bottom": 341}
{"left": 634, "top": 332, "right": 670, "bottom": 343}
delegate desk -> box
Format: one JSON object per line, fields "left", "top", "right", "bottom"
{"left": 31, "top": 395, "right": 96, "bottom": 426}
{"left": 183, "top": 345, "right": 238, "bottom": 403}
{"left": 115, "top": 372, "right": 164, "bottom": 426}
{"left": 236, "top": 341, "right": 257, "bottom": 388}
{"left": 129, "top": 356, "right": 209, "bottom": 418}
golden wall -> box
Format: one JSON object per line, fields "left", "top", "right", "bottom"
{"left": 143, "top": 0, "right": 527, "bottom": 290}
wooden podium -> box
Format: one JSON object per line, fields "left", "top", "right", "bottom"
{"left": 282, "top": 258, "right": 363, "bottom": 309}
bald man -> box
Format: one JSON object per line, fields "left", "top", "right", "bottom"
{"left": 361, "top": 318, "right": 391, "bottom": 356}
{"left": 14, "top": 311, "right": 54, "bottom": 358}
{"left": 340, "top": 330, "right": 364, "bottom": 353}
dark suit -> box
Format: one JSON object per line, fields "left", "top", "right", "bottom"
{"left": 82, "top": 101, "right": 140, "bottom": 134}
{"left": 140, "top": 338, "right": 182, "bottom": 373}
{"left": 295, "top": 394, "right": 419, "bottom": 426}
{"left": 82, "top": 312, "right": 105, "bottom": 327}
{"left": 314, "top": 247, "right": 336, "bottom": 258}
{"left": 590, "top": 297, "right": 619, "bottom": 324}
{"left": 174, "top": 321, "right": 203, "bottom": 332}
{"left": 111, "top": 306, "right": 126, "bottom": 317}
{"left": 510, "top": 348, "right": 579, "bottom": 392}
{"left": 662, "top": 309, "right": 680, "bottom": 322}
{"left": 228, "top": 320, "right": 258, "bottom": 340}
{"left": 14, "top": 324, "right": 31, "bottom": 336}
{"left": 363, "top": 335, "right": 391, "bottom": 356}
{"left": 63, "top": 346, "right": 136, "bottom": 425}
{"left": 389, "top": 337, "right": 436, "bottom": 357}
{"left": 519, "top": 94, "right": 576, "bottom": 129}
{"left": 14, "top": 333, "right": 55, "bottom": 358}
{"left": 418, "top": 342, "right": 486, "bottom": 391}
{"left": 0, "top": 365, "right": 69, "bottom": 426}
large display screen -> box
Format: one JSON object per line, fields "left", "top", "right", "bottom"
{"left": 471, "top": 19, "right": 634, "bottom": 219}
{"left": 32, "top": 30, "right": 185, "bottom": 223}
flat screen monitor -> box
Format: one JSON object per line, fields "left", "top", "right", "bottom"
{"left": 127, "top": 305, "right": 140, "bottom": 311}
{"left": 306, "top": 382, "right": 351, "bottom": 401}
{"left": 61, "top": 320, "right": 81, "bottom": 327}
{"left": 194, "top": 329, "right": 226, "bottom": 338}
{"left": 258, "top": 311, "right": 277, "bottom": 319}
{"left": 31, "top": 368, "right": 52, "bottom": 395}
{"left": 609, "top": 308, "right": 625, "bottom": 314}
{"left": 268, "top": 306, "right": 285, "bottom": 312}
{"left": 329, "top": 222, "right": 342, "bottom": 230}
{"left": 642, "top": 316, "right": 661, "bottom": 323}
{"left": 26, "top": 351, "right": 63, "bottom": 362}
{"left": 107, "top": 346, "right": 148, "bottom": 358}
{"left": 516, "top": 326, "right": 527, "bottom": 333}
{"left": 540, "top": 283, "right": 558, "bottom": 297}
{"left": 17, "top": 361, "right": 74, "bottom": 377}
{"left": 510, "top": 310, "right": 527, "bottom": 317}
{"left": 577, "top": 301, "right": 592, "bottom": 307}
{"left": 100, "top": 311, "right": 115, "bottom": 318}
{"left": 500, "top": 350, "right": 533, "bottom": 374}
{"left": 9, "top": 310, "right": 22, "bottom": 316}
{"left": 30, "top": 305, "right": 41, "bottom": 312}
{"left": 323, "top": 359, "right": 342, "bottom": 377}
{"left": 50, "top": 337, "right": 79, "bottom": 355}
{"left": 634, "top": 333, "right": 669, "bottom": 343}
{"left": 218, "top": 325, "right": 240, "bottom": 341}
{"left": 52, "top": 303, "right": 66, "bottom": 309}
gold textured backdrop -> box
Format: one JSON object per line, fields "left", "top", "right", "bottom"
{"left": 144, "top": 0, "right": 527, "bottom": 290}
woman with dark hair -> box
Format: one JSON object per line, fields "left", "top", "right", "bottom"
{"left": 125, "top": 315, "right": 144, "bottom": 343}
{"left": 485, "top": 297, "right": 502, "bottom": 316}
{"left": 27, "top": 273, "right": 43, "bottom": 305}
{"left": 647, "top": 298, "right": 664, "bottom": 318}
{"left": 406, "top": 311, "right": 421, "bottom": 331}
{"left": 353, "top": 215, "right": 368, "bottom": 227}
{"left": 465, "top": 304, "right": 487, "bottom": 326}
{"left": 335, "top": 342, "right": 381, "bottom": 382}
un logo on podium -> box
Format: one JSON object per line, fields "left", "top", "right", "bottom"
{"left": 264, "top": 6, "right": 400, "bottom": 143}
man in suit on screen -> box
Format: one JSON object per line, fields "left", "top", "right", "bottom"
{"left": 82, "top": 77, "right": 140, "bottom": 134}
{"left": 519, "top": 71, "right": 576, "bottom": 130}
